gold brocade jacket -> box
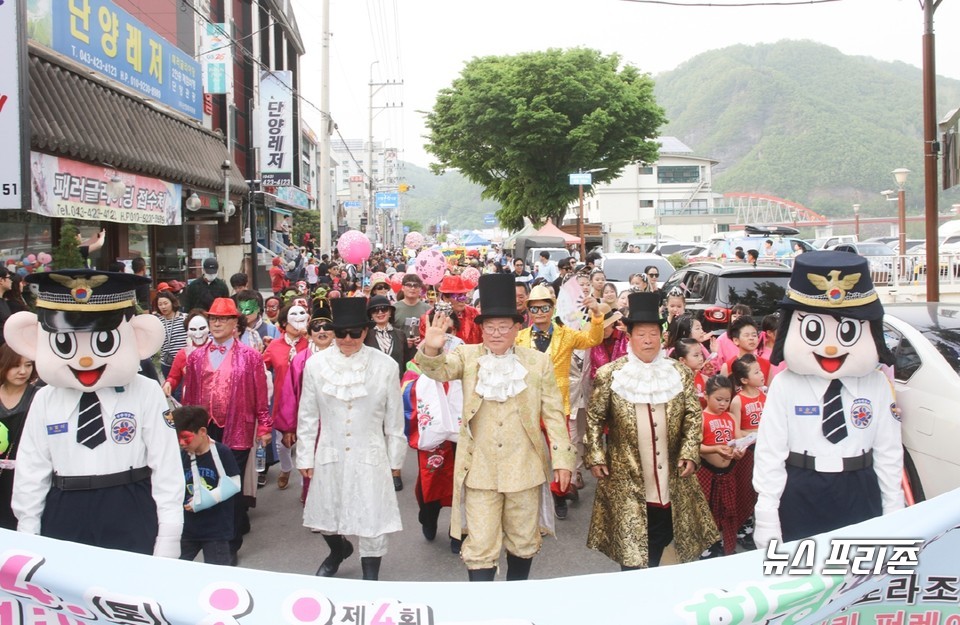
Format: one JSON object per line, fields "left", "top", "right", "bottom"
{"left": 515, "top": 317, "right": 604, "bottom": 416}
{"left": 584, "top": 357, "right": 719, "bottom": 567}
{"left": 417, "top": 344, "right": 575, "bottom": 539}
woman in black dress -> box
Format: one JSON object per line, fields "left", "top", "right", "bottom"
{"left": 0, "top": 343, "right": 39, "bottom": 529}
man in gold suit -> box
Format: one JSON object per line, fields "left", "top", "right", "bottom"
{"left": 585, "top": 292, "right": 718, "bottom": 570}
{"left": 419, "top": 273, "right": 574, "bottom": 582}
{"left": 515, "top": 284, "right": 603, "bottom": 518}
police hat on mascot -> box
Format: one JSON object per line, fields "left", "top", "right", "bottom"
{"left": 769, "top": 250, "right": 894, "bottom": 368}
{"left": 3, "top": 269, "right": 164, "bottom": 392}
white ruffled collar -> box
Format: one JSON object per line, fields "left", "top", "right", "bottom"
{"left": 317, "top": 346, "right": 370, "bottom": 401}
{"left": 611, "top": 350, "right": 683, "bottom": 405}
{"left": 475, "top": 348, "right": 528, "bottom": 402}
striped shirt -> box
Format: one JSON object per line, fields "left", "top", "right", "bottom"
{"left": 158, "top": 312, "right": 188, "bottom": 366}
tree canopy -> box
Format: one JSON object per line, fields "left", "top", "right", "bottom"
{"left": 425, "top": 48, "right": 666, "bottom": 230}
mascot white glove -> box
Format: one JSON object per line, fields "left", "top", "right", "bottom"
{"left": 753, "top": 508, "right": 781, "bottom": 551}
{"left": 153, "top": 521, "right": 183, "bottom": 558}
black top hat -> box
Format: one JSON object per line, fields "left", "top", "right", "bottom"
{"left": 26, "top": 270, "right": 146, "bottom": 332}
{"left": 781, "top": 250, "right": 883, "bottom": 321}
{"left": 330, "top": 297, "right": 373, "bottom": 330}
{"left": 623, "top": 292, "right": 665, "bottom": 326}
{"left": 475, "top": 274, "right": 523, "bottom": 324}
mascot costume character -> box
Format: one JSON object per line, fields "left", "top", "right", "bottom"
{"left": 7, "top": 270, "right": 184, "bottom": 557}
{"left": 753, "top": 251, "right": 904, "bottom": 548}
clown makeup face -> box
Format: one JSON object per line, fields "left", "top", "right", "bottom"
{"left": 783, "top": 312, "right": 879, "bottom": 379}
{"left": 187, "top": 316, "right": 210, "bottom": 346}
{"left": 264, "top": 298, "right": 280, "bottom": 321}
{"left": 286, "top": 305, "right": 309, "bottom": 335}
{"left": 296, "top": 281, "right": 308, "bottom": 295}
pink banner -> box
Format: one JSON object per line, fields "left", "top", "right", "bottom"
{"left": 29, "top": 152, "right": 182, "bottom": 225}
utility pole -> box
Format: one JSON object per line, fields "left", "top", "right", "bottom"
{"left": 921, "top": 0, "right": 941, "bottom": 302}
{"left": 367, "top": 63, "right": 402, "bottom": 247}
{"left": 318, "top": 0, "right": 332, "bottom": 252}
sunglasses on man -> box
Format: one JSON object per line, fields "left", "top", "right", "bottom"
{"left": 334, "top": 328, "right": 365, "bottom": 339}
{"left": 528, "top": 304, "right": 553, "bottom": 314}
{"left": 310, "top": 321, "right": 333, "bottom": 333}
{"left": 443, "top": 293, "right": 468, "bottom": 302}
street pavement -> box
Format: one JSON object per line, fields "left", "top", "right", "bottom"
{"left": 234, "top": 449, "right": 627, "bottom": 581}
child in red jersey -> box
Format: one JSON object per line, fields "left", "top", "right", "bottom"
{"left": 697, "top": 375, "right": 745, "bottom": 557}
{"left": 720, "top": 316, "right": 772, "bottom": 385}
{"left": 729, "top": 353, "right": 768, "bottom": 550}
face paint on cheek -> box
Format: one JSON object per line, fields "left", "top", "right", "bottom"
{"left": 178, "top": 431, "right": 195, "bottom": 447}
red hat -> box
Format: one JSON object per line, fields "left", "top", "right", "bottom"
{"left": 208, "top": 297, "right": 240, "bottom": 317}
{"left": 438, "top": 275, "right": 470, "bottom": 294}
{"left": 272, "top": 257, "right": 282, "bottom": 266}
{"left": 156, "top": 282, "right": 171, "bottom": 292}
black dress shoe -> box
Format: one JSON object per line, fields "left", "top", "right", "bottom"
{"left": 553, "top": 494, "right": 568, "bottom": 520}
{"left": 316, "top": 536, "right": 354, "bottom": 577}
{"left": 393, "top": 475, "right": 403, "bottom": 491}
{"left": 361, "top": 556, "right": 382, "bottom": 580}
{"left": 450, "top": 536, "right": 462, "bottom": 554}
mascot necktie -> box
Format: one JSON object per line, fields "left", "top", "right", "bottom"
{"left": 77, "top": 391, "right": 106, "bottom": 449}
{"left": 821, "top": 378, "right": 848, "bottom": 444}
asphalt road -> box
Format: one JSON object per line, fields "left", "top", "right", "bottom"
{"left": 233, "top": 449, "right": 631, "bottom": 581}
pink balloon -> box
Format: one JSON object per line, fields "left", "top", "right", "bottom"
{"left": 37, "top": 253, "right": 52, "bottom": 265}
{"left": 414, "top": 249, "right": 447, "bottom": 286}
{"left": 337, "top": 230, "right": 372, "bottom": 264}
{"left": 461, "top": 266, "right": 480, "bottom": 289}
{"left": 26, "top": 254, "right": 36, "bottom": 263}
{"left": 405, "top": 231, "right": 425, "bottom": 250}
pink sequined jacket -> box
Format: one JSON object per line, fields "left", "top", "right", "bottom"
{"left": 589, "top": 330, "right": 629, "bottom": 380}
{"left": 182, "top": 342, "right": 271, "bottom": 449}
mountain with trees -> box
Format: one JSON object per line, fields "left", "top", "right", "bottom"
{"left": 397, "top": 162, "right": 502, "bottom": 231}
{"left": 653, "top": 40, "right": 960, "bottom": 217}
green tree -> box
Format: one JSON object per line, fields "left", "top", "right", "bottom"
{"left": 291, "top": 210, "right": 324, "bottom": 248}
{"left": 402, "top": 219, "right": 424, "bottom": 234}
{"left": 425, "top": 48, "right": 666, "bottom": 230}
{"left": 53, "top": 221, "right": 84, "bottom": 269}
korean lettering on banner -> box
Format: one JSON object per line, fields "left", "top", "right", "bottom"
{"left": 30, "top": 0, "right": 201, "bottom": 120}
{"left": 29, "top": 152, "right": 182, "bottom": 226}
{"left": 0, "top": 0, "right": 27, "bottom": 210}
{"left": 259, "top": 70, "right": 294, "bottom": 187}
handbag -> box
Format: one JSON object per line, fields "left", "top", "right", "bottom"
{"left": 415, "top": 377, "right": 462, "bottom": 451}
{"left": 188, "top": 444, "right": 242, "bottom": 512}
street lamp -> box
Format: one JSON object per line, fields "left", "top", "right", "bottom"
{"left": 892, "top": 168, "right": 910, "bottom": 258}
{"left": 853, "top": 203, "right": 860, "bottom": 239}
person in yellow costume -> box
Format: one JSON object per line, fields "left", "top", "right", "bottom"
{"left": 515, "top": 284, "right": 603, "bottom": 519}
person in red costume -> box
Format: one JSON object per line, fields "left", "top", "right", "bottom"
{"left": 419, "top": 275, "right": 482, "bottom": 345}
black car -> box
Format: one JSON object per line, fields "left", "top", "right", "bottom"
{"left": 661, "top": 260, "right": 792, "bottom": 332}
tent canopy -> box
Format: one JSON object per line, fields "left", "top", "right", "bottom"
{"left": 461, "top": 231, "right": 491, "bottom": 247}
{"left": 502, "top": 218, "right": 537, "bottom": 250}
{"left": 535, "top": 219, "right": 580, "bottom": 245}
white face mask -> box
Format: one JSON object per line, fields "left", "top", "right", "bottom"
{"left": 203, "top": 272, "right": 217, "bottom": 282}
{"left": 188, "top": 317, "right": 210, "bottom": 345}
{"left": 288, "top": 305, "right": 309, "bottom": 332}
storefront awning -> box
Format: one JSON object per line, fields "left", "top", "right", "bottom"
{"left": 270, "top": 207, "right": 293, "bottom": 216}
{"left": 28, "top": 48, "right": 247, "bottom": 194}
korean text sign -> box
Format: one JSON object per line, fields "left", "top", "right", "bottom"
{"left": 0, "top": 0, "right": 27, "bottom": 210}
{"left": 29, "top": 151, "right": 182, "bottom": 226}
{"left": 259, "top": 70, "right": 294, "bottom": 187}
{"left": 28, "top": 0, "right": 201, "bottom": 120}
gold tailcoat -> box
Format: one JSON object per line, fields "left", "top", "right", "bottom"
{"left": 584, "top": 357, "right": 719, "bottom": 567}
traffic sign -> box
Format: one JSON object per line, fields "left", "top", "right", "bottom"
{"left": 343, "top": 200, "right": 361, "bottom": 209}
{"left": 483, "top": 213, "right": 497, "bottom": 226}
{"left": 569, "top": 173, "right": 592, "bottom": 186}
{"left": 375, "top": 192, "right": 399, "bottom": 209}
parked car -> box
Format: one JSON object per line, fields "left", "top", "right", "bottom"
{"left": 597, "top": 253, "right": 676, "bottom": 294}
{"left": 829, "top": 242, "right": 896, "bottom": 285}
{"left": 701, "top": 225, "right": 814, "bottom": 261}
{"left": 659, "top": 260, "right": 792, "bottom": 333}
{"left": 811, "top": 235, "right": 858, "bottom": 250}
{"left": 525, "top": 247, "right": 569, "bottom": 268}
{"left": 883, "top": 304, "right": 960, "bottom": 501}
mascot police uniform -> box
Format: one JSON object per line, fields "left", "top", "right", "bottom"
{"left": 753, "top": 251, "right": 904, "bottom": 548}
{"left": 7, "top": 270, "right": 184, "bottom": 557}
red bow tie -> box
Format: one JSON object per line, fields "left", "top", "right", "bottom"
{"left": 209, "top": 343, "right": 228, "bottom": 354}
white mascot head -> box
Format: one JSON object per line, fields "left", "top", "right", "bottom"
{"left": 3, "top": 270, "right": 163, "bottom": 391}
{"left": 770, "top": 251, "right": 894, "bottom": 378}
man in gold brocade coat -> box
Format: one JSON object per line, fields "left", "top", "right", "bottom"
{"left": 585, "top": 292, "right": 719, "bottom": 570}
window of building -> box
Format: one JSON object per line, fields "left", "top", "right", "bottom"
{"left": 638, "top": 166, "right": 653, "bottom": 175}
{"left": 657, "top": 166, "right": 700, "bottom": 184}
{"left": 639, "top": 199, "right": 654, "bottom": 208}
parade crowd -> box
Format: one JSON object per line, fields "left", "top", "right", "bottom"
{"left": 0, "top": 239, "right": 903, "bottom": 582}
